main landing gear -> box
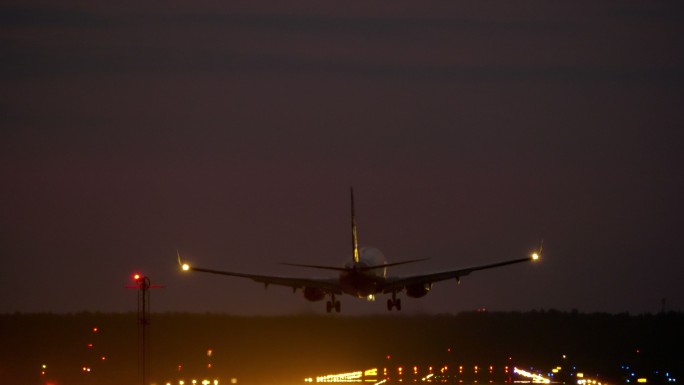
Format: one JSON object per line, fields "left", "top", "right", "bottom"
{"left": 326, "top": 294, "right": 341, "bottom": 313}
{"left": 387, "top": 291, "right": 401, "bottom": 311}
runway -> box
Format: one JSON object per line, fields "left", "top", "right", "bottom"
{"left": 305, "top": 364, "right": 554, "bottom": 385}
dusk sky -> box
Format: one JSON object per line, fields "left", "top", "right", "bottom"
{"left": 1, "top": 0, "right": 682, "bottom": 315}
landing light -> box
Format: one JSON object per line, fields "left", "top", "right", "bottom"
{"left": 182, "top": 263, "right": 190, "bottom": 271}
{"left": 532, "top": 253, "right": 540, "bottom": 261}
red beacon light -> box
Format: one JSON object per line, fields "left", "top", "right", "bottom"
{"left": 126, "top": 273, "right": 163, "bottom": 290}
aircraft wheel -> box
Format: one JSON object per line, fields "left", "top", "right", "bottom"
{"left": 396, "top": 299, "right": 402, "bottom": 311}
{"left": 387, "top": 299, "right": 394, "bottom": 311}
{"left": 326, "top": 301, "right": 332, "bottom": 313}
{"left": 335, "top": 301, "right": 341, "bottom": 313}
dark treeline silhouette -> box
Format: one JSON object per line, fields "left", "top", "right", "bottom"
{"left": 1, "top": 310, "right": 681, "bottom": 385}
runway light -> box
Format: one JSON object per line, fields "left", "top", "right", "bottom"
{"left": 514, "top": 367, "right": 550, "bottom": 384}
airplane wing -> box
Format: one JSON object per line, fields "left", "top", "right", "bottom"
{"left": 179, "top": 256, "right": 344, "bottom": 295}
{"left": 380, "top": 255, "right": 538, "bottom": 294}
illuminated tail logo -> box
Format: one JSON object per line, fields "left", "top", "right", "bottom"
{"left": 351, "top": 187, "right": 359, "bottom": 264}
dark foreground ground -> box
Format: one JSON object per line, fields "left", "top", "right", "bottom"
{"left": 1, "top": 310, "right": 681, "bottom": 385}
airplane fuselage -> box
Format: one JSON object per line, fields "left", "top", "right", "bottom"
{"left": 339, "top": 246, "right": 387, "bottom": 298}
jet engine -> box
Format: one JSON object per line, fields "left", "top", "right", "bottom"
{"left": 303, "top": 287, "right": 326, "bottom": 302}
{"left": 405, "top": 283, "right": 432, "bottom": 298}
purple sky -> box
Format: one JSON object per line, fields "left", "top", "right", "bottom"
{"left": 1, "top": 0, "right": 683, "bottom": 315}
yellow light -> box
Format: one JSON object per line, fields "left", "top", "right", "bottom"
{"left": 638, "top": 379, "right": 648, "bottom": 383}
{"left": 182, "top": 264, "right": 190, "bottom": 271}
{"left": 514, "top": 367, "right": 551, "bottom": 384}
{"left": 577, "top": 373, "right": 584, "bottom": 378}
{"left": 532, "top": 253, "right": 540, "bottom": 260}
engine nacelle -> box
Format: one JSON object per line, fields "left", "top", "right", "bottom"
{"left": 303, "top": 287, "right": 326, "bottom": 302}
{"left": 405, "top": 283, "right": 431, "bottom": 298}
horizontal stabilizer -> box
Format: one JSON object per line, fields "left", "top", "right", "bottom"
{"left": 280, "top": 262, "right": 349, "bottom": 272}
{"left": 359, "top": 258, "right": 429, "bottom": 272}
{"left": 280, "top": 257, "right": 429, "bottom": 272}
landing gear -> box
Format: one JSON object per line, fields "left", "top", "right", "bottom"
{"left": 326, "top": 294, "right": 341, "bottom": 313}
{"left": 387, "top": 292, "right": 401, "bottom": 311}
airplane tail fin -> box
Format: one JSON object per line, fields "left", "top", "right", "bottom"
{"left": 351, "top": 187, "right": 360, "bottom": 264}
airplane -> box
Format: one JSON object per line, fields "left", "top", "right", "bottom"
{"left": 178, "top": 188, "right": 541, "bottom": 312}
